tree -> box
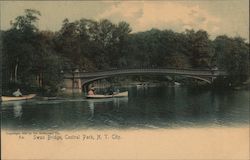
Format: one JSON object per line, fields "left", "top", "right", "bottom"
{"left": 11, "top": 9, "right": 41, "bottom": 33}
{"left": 3, "top": 9, "right": 41, "bottom": 85}
{"left": 54, "top": 18, "right": 132, "bottom": 70}
{"left": 185, "top": 29, "right": 213, "bottom": 68}
{"left": 2, "top": 9, "right": 65, "bottom": 94}
{"left": 3, "top": 8, "right": 249, "bottom": 94}
{"left": 214, "top": 35, "right": 249, "bottom": 84}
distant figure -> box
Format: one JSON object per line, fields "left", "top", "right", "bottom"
{"left": 108, "top": 87, "right": 114, "bottom": 95}
{"left": 210, "top": 65, "right": 218, "bottom": 75}
{"left": 13, "top": 89, "right": 22, "bottom": 97}
{"left": 88, "top": 88, "right": 95, "bottom": 95}
{"left": 116, "top": 89, "right": 120, "bottom": 93}
{"left": 113, "top": 88, "right": 120, "bottom": 95}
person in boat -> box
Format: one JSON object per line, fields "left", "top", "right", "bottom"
{"left": 108, "top": 87, "right": 114, "bottom": 95}
{"left": 13, "top": 88, "right": 22, "bottom": 97}
{"left": 116, "top": 88, "right": 120, "bottom": 93}
{"left": 112, "top": 88, "right": 120, "bottom": 95}
{"left": 88, "top": 88, "right": 95, "bottom": 95}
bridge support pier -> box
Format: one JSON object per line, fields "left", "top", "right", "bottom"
{"left": 73, "top": 77, "right": 82, "bottom": 93}
{"left": 62, "top": 78, "right": 82, "bottom": 94}
{"left": 71, "top": 70, "right": 82, "bottom": 93}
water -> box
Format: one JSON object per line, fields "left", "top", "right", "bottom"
{"left": 1, "top": 86, "right": 249, "bottom": 130}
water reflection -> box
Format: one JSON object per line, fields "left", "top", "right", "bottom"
{"left": 1, "top": 87, "right": 249, "bottom": 130}
{"left": 86, "top": 97, "right": 128, "bottom": 120}
{"left": 1, "top": 100, "right": 25, "bottom": 118}
{"left": 87, "top": 101, "right": 94, "bottom": 120}
{"left": 13, "top": 102, "right": 23, "bottom": 118}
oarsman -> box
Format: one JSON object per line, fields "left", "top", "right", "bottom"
{"left": 13, "top": 88, "right": 22, "bottom": 97}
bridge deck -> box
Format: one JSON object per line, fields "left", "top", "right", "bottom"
{"left": 63, "top": 68, "right": 227, "bottom": 79}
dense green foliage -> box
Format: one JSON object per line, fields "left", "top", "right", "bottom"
{"left": 1, "top": 9, "right": 249, "bottom": 94}
{"left": 213, "top": 36, "right": 249, "bottom": 84}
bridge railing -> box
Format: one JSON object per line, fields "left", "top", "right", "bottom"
{"left": 63, "top": 68, "right": 227, "bottom": 79}
{"left": 63, "top": 67, "right": 225, "bottom": 73}
{"left": 77, "top": 67, "right": 218, "bottom": 73}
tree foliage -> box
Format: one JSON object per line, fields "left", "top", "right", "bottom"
{"left": 213, "top": 36, "right": 249, "bottom": 83}
{"left": 2, "top": 9, "right": 249, "bottom": 94}
{"left": 2, "top": 9, "right": 63, "bottom": 94}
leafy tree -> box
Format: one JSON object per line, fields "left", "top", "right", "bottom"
{"left": 185, "top": 29, "right": 213, "bottom": 68}
{"left": 11, "top": 9, "right": 41, "bottom": 33}
{"left": 3, "top": 9, "right": 41, "bottom": 86}
{"left": 3, "top": 8, "right": 249, "bottom": 95}
{"left": 214, "top": 35, "right": 249, "bottom": 84}
{"left": 2, "top": 9, "right": 64, "bottom": 94}
{"left": 35, "top": 31, "right": 64, "bottom": 91}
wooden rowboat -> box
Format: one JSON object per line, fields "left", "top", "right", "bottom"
{"left": 86, "top": 94, "right": 113, "bottom": 99}
{"left": 86, "top": 91, "right": 128, "bottom": 99}
{"left": 113, "top": 91, "right": 128, "bottom": 97}
{"left": 1, "top": 94, "right": 36, "bottom": 102}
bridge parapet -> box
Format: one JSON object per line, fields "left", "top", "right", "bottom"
{"left": 63, "top": 68, "right": 227, "bottom": 79}
{"left": 62, "top": 68, "right": 227, "bottom": 93}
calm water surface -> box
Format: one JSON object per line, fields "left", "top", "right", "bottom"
{"left": 1, "top": 86, "right": 249, "bottom": 130}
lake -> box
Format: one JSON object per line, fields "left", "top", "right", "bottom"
{"left": 1, "top": 86, "right": 249, "bottom": 130}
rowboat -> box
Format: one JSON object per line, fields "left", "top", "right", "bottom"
{"left": 86, "top": 94, "right": 113, "bottom": 99}
{"left": 113, "top": 91, "right": 128, "bottom": 97}
{"left": 1, "top": 94, "right": 36, "bottom": 102}
{"left": 86, "top": 91, "right": 128, "bottom": 99}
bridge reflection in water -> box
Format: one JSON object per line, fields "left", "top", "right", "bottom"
{"left": 62, "top": 68, "right": 227, "bottom": 93}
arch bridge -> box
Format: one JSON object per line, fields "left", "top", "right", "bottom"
{"left": 62, "top": 68, "right": 227, "bottom": 92}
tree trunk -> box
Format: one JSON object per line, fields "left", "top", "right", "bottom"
{"left": 39, "top": 74, "right": 41, "bottom": 87}
{"left": 14, "top": 63, "right": 18, "bottom": 82}
{"left": 10, "top": 72, "right": 13, "bottom": 81}
{"left": 14, "top": 58, "right": 19, "bottom": 83}
{"left": 41, "top": 72, "right": 44, "bottom": 89}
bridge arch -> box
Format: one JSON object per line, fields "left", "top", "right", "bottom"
{"left": 80, "top": 73, "right": 212, "bottom": 88}
{"left": 63, "top": 68, "right": 227, "bottom": 92}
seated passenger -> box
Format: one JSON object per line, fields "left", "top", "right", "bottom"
{"left": 13, "top": 89, "right": 22, "bottom": 97}
{"left": 88, "top": 88, "right": 95, "bottom": 95}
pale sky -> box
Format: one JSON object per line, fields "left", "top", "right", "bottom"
{"left": 1, "top": 1, "right": 249, "bottom": 41}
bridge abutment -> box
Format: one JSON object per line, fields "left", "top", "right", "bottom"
{"left": 63, "top": 78, "right": 82, "bottom": 93}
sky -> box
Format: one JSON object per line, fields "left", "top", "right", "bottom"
{"left": 1, "top": 0, "right": 249, "bottom": 41}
